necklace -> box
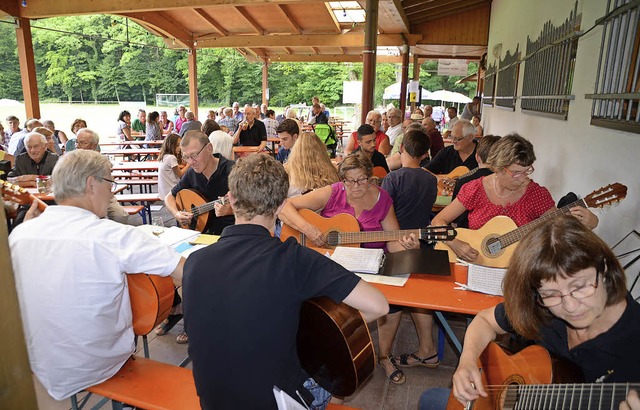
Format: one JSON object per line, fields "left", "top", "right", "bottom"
{"left": 493, "top": 174, "right": 515, "bottom": 199}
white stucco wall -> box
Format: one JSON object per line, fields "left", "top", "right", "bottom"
{"left": 483, "top": 0, "right": 640, "bottom": 295}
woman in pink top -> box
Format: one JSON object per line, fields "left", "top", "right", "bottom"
{"left": 432, "top": 134, "right": 599, "bottom": 263}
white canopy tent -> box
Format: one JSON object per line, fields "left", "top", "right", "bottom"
{"left": 428, "top": 90, "right": 472, "bottom": 103}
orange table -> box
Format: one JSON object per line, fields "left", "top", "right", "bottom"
{"left": 371, "top": 264, "right": 503, "bottom": 357}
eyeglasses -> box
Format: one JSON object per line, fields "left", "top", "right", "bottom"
{"left": 537, "top": 272, "right": 600, "bottom": 307}
{"left": 96, "top": 176, "right": 118, "bottom": 191}
{"left": 451, "top": 135, "right": 469, "bottom": 143}
{"left": 343, "top": 177, "right": 369, "bottom": 186}
{"left": 503, "top": 165, "right": 535, "bottom": 178}
{"left": 183, "top": 143, "right": 208, "bottom": 161}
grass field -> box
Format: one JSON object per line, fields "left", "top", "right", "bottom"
{"left": 0, "top": 102, "right": 358, "bottom": 145}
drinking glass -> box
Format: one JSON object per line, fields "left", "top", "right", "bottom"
{"left": 151, "top": 216, "right": 165, "bottom": 236}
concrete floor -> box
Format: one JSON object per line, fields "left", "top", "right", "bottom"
{"left": 33, "top": 200, "right": 466, "bottom": 410}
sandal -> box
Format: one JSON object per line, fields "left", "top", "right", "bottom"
{"left": 378, "top": 356, "right": 406, "bottom": 385}
{"left": 154, "top": 314, "right": 183, "bottom": 336}
{"left": 176, "top": 331, "right": 189, "bottom": 344}
{"left": 395, "top": 352, "right": 440, "bottom": 368}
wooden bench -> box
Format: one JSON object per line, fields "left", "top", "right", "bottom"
{"left": 70, "top": 357, "right": 200, "bottom": 410}
{"left": 115, "top": 193, "right": 162, "bottom": 224}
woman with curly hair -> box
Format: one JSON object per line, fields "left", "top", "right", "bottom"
{"left": 284, "top": 131, "right": 339, "bottom": 197}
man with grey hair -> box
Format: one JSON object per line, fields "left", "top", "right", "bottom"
{"left": 178, "top": 111, "right": 202, "bottom": 137}
{"left": 385, "top": 107, "right": 403, "bottom": 147}
{"left": 75, "top": 128, "right": 129, "bottom": 224}
{"left": 9, "top": 132, "right": 58, "bottom": 185}
{"left": 344, "top": 110, "right": 391, "bottom": 156}
{"left": 9, "top": 149, "right": 184, "bottom": 401}
{"left": 425, "top": 118, "right": 478, "bottom": 175}
{"left": 422, "top": 117, "right": 444, "bottom": 159}
{"left": 9, "top": 118, "right": 43, "bottom": 156}
{"left": 232, "top": 101, "right": 243, "bottom": 122}
{"left": 218, "top": 107, "right": 240, "bottom": 134}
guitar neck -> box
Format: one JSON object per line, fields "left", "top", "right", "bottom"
{"left": 335, "top": 229, "right": 422, "bottom": 245}
{"left": 193, "top": 198, "right": 224, "bottom": 216}
{"left": 500, "top": 382, "right": 640, "bottom": 408}
{"left": 498, "top": 199, "right": 587, "bottom": 248}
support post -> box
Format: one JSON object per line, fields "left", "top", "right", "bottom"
{"left": 16, "top": 18, "right": 40, "bottom": 119}
{"left": 411, "top": 54, "right": 420, "bottom": 114}
{"left": 399, "top": 44, "right": 410, "bottom": 114}
{"left": 361, "top": 0, "right": 378, "bottom": 121}
{"left": 188, "top": 47, "right": 198, "bottom": 118}
{"left": 262, "top": 61, "right": 269, "bottom": 106}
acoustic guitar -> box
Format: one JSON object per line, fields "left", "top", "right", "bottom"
{"left": 297, "top": 297, "right": 375, "bottom": 397}
{"left": 435, "top": 183, "right": 628, "bottom": 267}
{"left": 175, "top": 189, "right": 228, "bottom": 232}
{"left": 1, "top": 180, "right": 48, "bottom": 211}
{"left": 281, "top": 209, "right": 457, "bottom": 250}
{"left": 127, "top": 273, "right": 175, "bottom": 336}
{"left": 435, "top": 166, "right": 470, "bottom": 196}
{"left": 445, "top": 342, "right": 640, "bottom": 410}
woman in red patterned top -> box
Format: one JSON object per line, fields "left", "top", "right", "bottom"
{"left": 432, "top": 134, "right": 598, "bottom": 263}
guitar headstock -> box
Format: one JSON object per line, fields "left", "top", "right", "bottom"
{"left": 420, "top": 225, "right": 457, "bottom": 241}
{"left": 1, "top": 180, "right": 34, "bottom": 205}
{"left": 583, "top": 183, "right": 628, "bottom": 208}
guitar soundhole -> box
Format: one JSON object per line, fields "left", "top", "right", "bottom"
{"left": 482, "top": 235, "right": 504, "bottom": 259}
{"left": 500, "top": 375, "right": 525, "bottom": 410}
{"left": 326, "top": 231, "right": 341, "bottom": 247}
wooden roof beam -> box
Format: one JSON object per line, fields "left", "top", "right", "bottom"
{"left": 19, "top": 0, "right": 328, "bottom": 18}
{"left": 277, "top": 5, "right": 302, "bottom": 35}
{"left": 324, "top": 3, "right": 342, "bottom": 34}
{"left": 197, "top": 33, "right": 421, "bottom": 48}
{"left": 121, "top": 11, "right": 192, "bottom": 47}
{"left": 263, "top": 54, "right": 404, "bottom": 63}
{"left": 194, "top": 8, "right": 228, "bottom": 36}
{"left": 234, "top": 6, "right": 264, "bottom": 34}
{"left": 0, "top": 1, "right": 20, "bottom": 17}
{"left": 404, "top": 0, "right": 466, "bottom": 12}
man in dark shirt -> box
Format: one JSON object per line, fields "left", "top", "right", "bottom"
{"left": 353, "top": 124, "right": 390, "bottom": 173}
{"left": 178, "top": 111, "right": 203, "bottom": 137}
{"left": 422, "top": 117, "right": 444, "bottom": 160}
{"left": 233, "top": 105, "right": 267, "bottom": 150}
{"left": 9, "top": 132, "right": 59, "bottom": 185}
{"left": 426, "top": 119, "right": 478, "bottom": 175}
{"left": 164, "top": 130, "right": 235, "bottom": 234}
{"left": 183, "top": 154, "right": 388, "bottom": 409}
{"left": 309, "top": 103, "right": 328, "bottom": 125}
{"left": 275, "top": 119, "right": 299, "bottom": 163}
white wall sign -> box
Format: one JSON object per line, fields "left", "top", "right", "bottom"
{"left": 438, "top": 59, "right": 468, "bottom": 76}
{"left": 343, "top": 81, "right": 362, "bottom": 104}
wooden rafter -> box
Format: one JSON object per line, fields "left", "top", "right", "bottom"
{"left": 234, "top": 6, "right": 264, "bottom": 34}
{"left": 324, "top": 3, "right": 342, "bottom": 34}
{"left": 276, "top": 5, "right": 302, "bottom": 34}
{"left": 194, "top": 8, "right": 228, "bottom": 36}
{"left": 311, "top": 46, "right": 320, "bottom": 55}
{"left": 121, "top": 11, "right": 192, "bottom": 47}
{"left": 410, "top": 0, "right": 489, "bottom": 22}
{"left": 284, "top": 47, "right": 293, "bottom": 54}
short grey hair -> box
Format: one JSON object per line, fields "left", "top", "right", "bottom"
{"left": 24, "top": 132, "right": 46, "bottom": 146}
{"left": 53, "top": 150, "right": 111, "bottom": 201}
{"left": 386, "top": 107, "right": 402, "bottom": 118}
{"left": 185, "top": 111, "right": 196, "bottom": 120}
{"left": 76, "top": 128, "right": 100, "bottom": 149}
{"left": 224, "top": 107, "right": 233, "bottom": 116}
{"left": 181, "top": 130, "right": 209, "bottom": 147}
{"left": 455, "top": 119, "right": 476, "bottom": 138}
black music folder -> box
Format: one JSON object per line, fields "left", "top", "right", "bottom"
{"left": 380, "top": 248, "right": 451, "bottom": 277}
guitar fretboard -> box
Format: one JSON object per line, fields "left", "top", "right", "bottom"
{"left": 500, "top": 382, "right": 640, "bottom": 409}
{"left": 192, "top": 198, "right": 225, "bottom": 216}
{"left": 336, "top": 229, "right": 422, "bottom": 245}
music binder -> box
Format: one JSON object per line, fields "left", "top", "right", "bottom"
{"left": 380, "top": 248, "right": 451, "bottom": 277}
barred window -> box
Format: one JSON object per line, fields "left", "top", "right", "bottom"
{"left": 495, "top": 46, "right": 520, "bottom": 110}
{"left": 483, "top": 62, "right": 496, "bottom": 107}
{"left": 521, "top": 3, "right": 579, "bottom": 119}
{"left": 587, "top": 0, "right": 640, "bottom": 133}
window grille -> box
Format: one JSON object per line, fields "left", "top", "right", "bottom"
{"left": 521, "top": 2, "right": 579, "bottom": 119}
{"left": 483, "top": 62, "right": 496, "bottom": 107}
{"left": 586, "top": 0, "right": 640, "bottom": 134}
{"left": 495, "top": 46, "right": 520, "bottom": 110}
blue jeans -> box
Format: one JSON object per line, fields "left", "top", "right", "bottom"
{"left": 418, "top": 387, "right": 451, "bottom": 410}
{"left": 302, "top": 378, "right": 332, "bottom": 410}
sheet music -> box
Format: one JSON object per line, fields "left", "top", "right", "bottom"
{"left": 330, "top": 246, "right": 385, "bottom": 274}
{"left": 466, "top": 264, "right": 507, "bottom": 296}
{"left": 355, "top": 273, "right": 409, "bottom": 287}
{"left": 273, "top": 386, "right": 307, "bottom": 410}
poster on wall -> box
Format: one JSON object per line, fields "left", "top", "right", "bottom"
{"left": 438, "top": 59, "right": 468, "bottom": 76}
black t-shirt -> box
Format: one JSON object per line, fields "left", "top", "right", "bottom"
{"left": 170, "top": 154, "right": 235, "bottom": 234}
{"left": 183, "top": 224, "right": 360, "bottom": 409}
{"left": 425, "top": 144, "right": 478, "bottom": 175}
{"left": 494, "top": 294, "right": 640, "bottom": 383}
{"left": 354, "top": 147, "right": 390, "bottom": 173}
{"left": 239, "top": 120, "right": 267, "bottom": 146}
{"left": 382, "top": 167, "right": 437, "bottom": 230}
